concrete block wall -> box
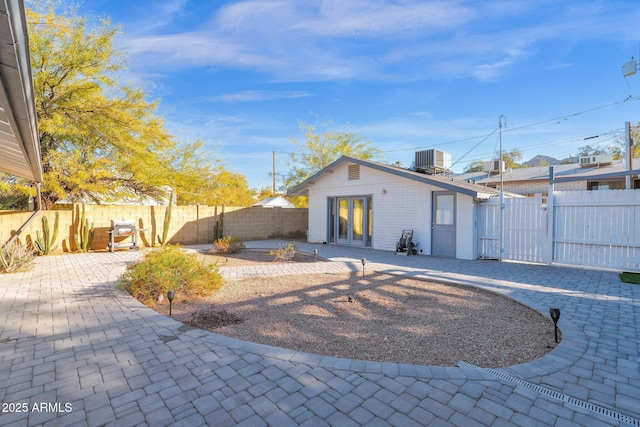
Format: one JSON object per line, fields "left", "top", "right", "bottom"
{"left": 223, "top": 207, "right": 308, "bottom": 241}
{"left": 1, "top": 204, "right": 307, "bottom": 252}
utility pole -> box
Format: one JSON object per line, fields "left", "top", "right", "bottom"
{"left": 625, "top": 122, "right": 633, "bottom": 189}
{"left": 499, "top": 115, "right": 506, "bottom": 262}
{"left": 622, "top": 56, "right": 638, "bottom": 190}
{"left": 272, "top": 151, "right": 276, "bottom": 195}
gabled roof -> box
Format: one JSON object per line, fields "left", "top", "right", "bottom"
{"left": 0, "top": 0, "right": 42, "bottom": 182}
{"left": 287, "top": 156, "right": 504, "bottom": 199}
{"left": 456, "top": 158, "right": 640, "bottom": 185}
{"left": 252, "top": 196, "right": 295, "bottom": 208}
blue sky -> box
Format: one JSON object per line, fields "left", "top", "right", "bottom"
{"left": 76, "top": 0, "right": 640, "bottom": 190}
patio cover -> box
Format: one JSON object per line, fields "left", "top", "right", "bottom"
{"left": 0, "top": 0, "right": 42, "bottom": 182}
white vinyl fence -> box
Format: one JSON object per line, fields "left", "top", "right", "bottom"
{"left": 478, "top": 189, "right": 640, "bottom": 271}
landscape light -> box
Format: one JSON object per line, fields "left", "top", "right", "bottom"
{"left": 167, "top": 289, "right": 176, "bottom": 316}
{"left": 550, "top": 308, "right": 561, "bottom": 343}
{"left": 313, "top": 248, "right": 318, "bottom": 261}
{"left": 361, "top": 258, "right": 366, "bottom": 277}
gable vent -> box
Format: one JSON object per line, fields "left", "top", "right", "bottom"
{"left": 348, "top": 164, "right": 360, "bottom": 180}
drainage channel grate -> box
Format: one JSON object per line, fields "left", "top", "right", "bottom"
{"left": 457, "top": 361, "right": 640, "bottom": 426}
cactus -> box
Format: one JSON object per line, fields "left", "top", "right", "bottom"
{"left": 214, "top": 205, "right": 225, "bottom": 240}
{"left": 73, "top": 204, "right": 94, "bottom": 252}
{"left": 33, "top": 212, "right": 59, "bottom": 255}
{"left": 157, "top": 193, "right": 173, "bottom": 246}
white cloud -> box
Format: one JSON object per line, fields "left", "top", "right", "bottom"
{"left": 121, "top": 0, "right": 640, "bottom": 83}
{"left": 213, "top": 90, "right": 311, "bottom": 102}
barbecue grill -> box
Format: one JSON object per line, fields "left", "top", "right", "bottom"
{"left": 108, "top": 219, "right": 139, "bottom": 252}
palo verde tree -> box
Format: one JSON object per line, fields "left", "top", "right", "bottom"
{"left": 284, "top": 120, "right": 382, "bottom": 207}
{"left": 285, "top": 120, "right": 382, "bottom": 198}
{"left": 27, "top": 4, "right": 173, "bottom": 207}
{"left": 8, "top": 2, "right": 246, "bottom": 209}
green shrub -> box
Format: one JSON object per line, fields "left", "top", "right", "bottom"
{"left": 119, "top": 245, "right": 223, "bottom": 305}
{"left": 270, "top": 243, "right": 297, "bottom": 262}
{"left": 620, "top": 272, "right": 640, "bottom": 285}
{"left": 1, "top": 240, "right": 35, "bottom": 273}
{"left": 212, "top": 236, "right": 245, "bottom": 255}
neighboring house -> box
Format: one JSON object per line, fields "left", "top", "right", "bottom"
{"left": 287, "top": 156, "right": 506, "bottom": 260}
{"left": 456, "top": 158, "right": 640, "bottom": 197}
{"left": 252, "top": 196, "right": 295, "bottom": 208}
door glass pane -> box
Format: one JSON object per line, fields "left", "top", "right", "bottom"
{"left": 329, "top": 198, "right": 335, "bottom": 242}
{"left": 338, "top": 199, "right": 349, "bottom": 239}
{"left": 436, "top": 194, "right": 454, "bottom": 225}
{"left": 367, "top": 197, "right": 373, "bottom": 246}
{"left": 352, "top": 199, "right": 364, "bottom": 241}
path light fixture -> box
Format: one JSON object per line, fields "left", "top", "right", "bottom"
{"left": 314, "top": 248, "right": 318, "bottom": 261}
{"left": 550, "top": 308, "right": 561, "bottom": 343}
{"left": 167, "top": 289, "right": 176, "bottom": 316}
{"left": 361, "top": 258, "right": 367, "bottom": 277}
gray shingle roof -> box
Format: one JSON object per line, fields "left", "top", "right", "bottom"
{"left": 455, "top": 158, "right": 640, "bottom": 185}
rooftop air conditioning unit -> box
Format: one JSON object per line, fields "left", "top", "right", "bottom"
{"left": 414, "top": 149, "right": 451, "bottom": 173}
{"left": 579, "top": 154, "right": 613, "bottom": 168}
{"left": 483, "top": 159, "right": 505, "bottom": 174}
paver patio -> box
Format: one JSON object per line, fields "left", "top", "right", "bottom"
{"left": 0, "top": 240, "right": 638, "bottom": 426}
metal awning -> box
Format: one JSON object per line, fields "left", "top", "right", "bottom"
{"left": 0, "top": 0, "right": 42, "bottom": 182}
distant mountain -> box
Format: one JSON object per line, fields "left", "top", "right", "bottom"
{"left": 524, "top": 155, "right": 561, "bottom": 167}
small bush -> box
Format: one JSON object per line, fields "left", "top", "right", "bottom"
{"left": 1, "top": 240, "right": 35, "bottom": 273}
{"left": 270, "top": 243, "right": 297, "bottom": 262}
{"left": 119, "top": 245, "right": 223, "bottom": 305}
{"left": 212, "top": 236, "right": 245, "bottom": 255}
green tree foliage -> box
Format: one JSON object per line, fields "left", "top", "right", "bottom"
{"left": 0, "top": 3, "right": 255, "bottom": 209}
{"left": 463, "top": 149, "right": 526, "bottom": 173}
{"left": 577, "top": 144, "right": 609, "bottom": 157}
{"left": 501, "top": 149, "right": 526, "bottom": 169}
{"left": 285, "top": 120, "right": 382, "bottom": 189}
{"left": 579, "top": 134, "right": 640, "bottom": 161}
{"left": 28, "top": 5, "right": 174, "bottom": 207}
{"left": 463, "top": 160, "right": 484, "bottom": 173}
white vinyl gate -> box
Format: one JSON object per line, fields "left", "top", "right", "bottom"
{"left": 478, "top": 197, "right": 548, "bottom": 263}
{"left": 478, "top": 190, "right": 640, "bottom": 271}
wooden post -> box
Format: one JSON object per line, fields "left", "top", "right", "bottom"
{"left": 272, "top": 151, "right": 277, "bottom": 195}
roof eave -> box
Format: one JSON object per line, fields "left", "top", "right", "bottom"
{"left": 0, "top": 0, "right": 43, "bottom": 182}
{"left": 286, "top": 156, "right": 501, "bottom": 199}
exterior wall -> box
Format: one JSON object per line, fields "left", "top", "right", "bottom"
{"left": 223, "top": 207, "right": 308, "bottom": 241}
{"left": 1, "top": 204, "right": 307, "bottom": 251}
{"left": 497, "top": 180, "right": 585, "bottom": 195}
{"left": 307, "top": 162, "right": 428, "bottom": 251}
{"left": 456, "top": 195, "right": 477, "bottom": 260}
{"left": 306, "top": 161, "right": 478, "bottom": 259}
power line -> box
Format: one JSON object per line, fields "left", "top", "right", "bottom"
{"left": 381, "top": 96, "right": 639, "bottom": 155}
{"left": 449, "top": 127, "right": 499, "bottom": 171}
{"left": 262, "top": 96, "right": 637, "bottom": 176}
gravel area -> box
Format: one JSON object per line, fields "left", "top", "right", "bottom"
{"left": 197, "top": 249, "right": 323, "bottom": 267}
{"left": 157, "top": 252, "right": 559, "bottom": 368}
